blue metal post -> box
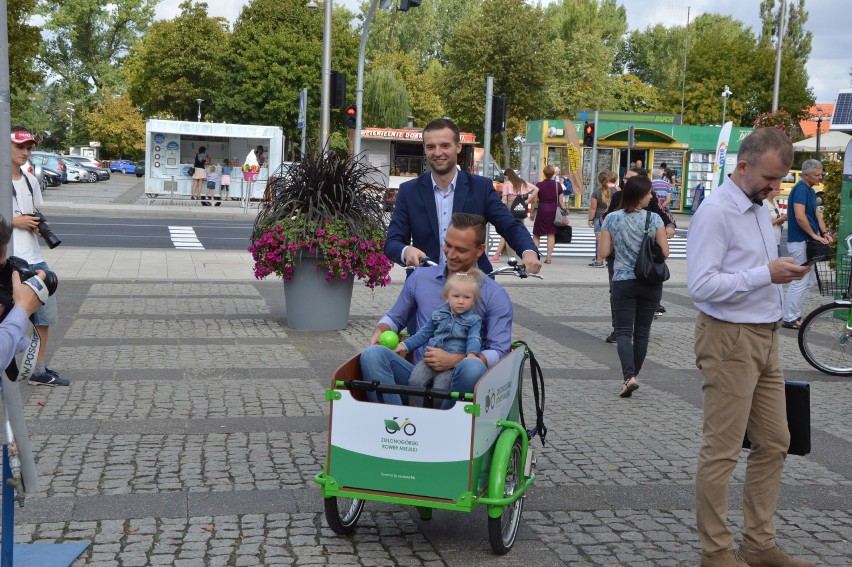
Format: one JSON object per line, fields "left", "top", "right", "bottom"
{"left": 2, "top": 444, "right": 14, "bottom": 567}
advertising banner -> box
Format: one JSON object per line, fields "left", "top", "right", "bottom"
{"left": 710, "top": 121, "right": 733, "bottom": 192}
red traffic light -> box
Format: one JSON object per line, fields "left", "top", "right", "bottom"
{"left": 344, "top": 105, "right": 357, "bottom": 128}
{"left": 583, "top": 122, "right": 595, "bottom": 146}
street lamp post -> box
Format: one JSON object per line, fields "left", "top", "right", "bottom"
{"left": 306, "top": 0, "right": 331, "bottom": 150}
{"left": 812, "top": 106, "right": 832, "bottom": 162}
{"left": 720, "top": 85, "right": 732, "bottom": 124}
{"left": 195, "top": 98, "right": 204, "bottom": 122}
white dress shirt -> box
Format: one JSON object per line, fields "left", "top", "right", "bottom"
{"left": 687, "top": 176, "right": 784, "bottom": 324}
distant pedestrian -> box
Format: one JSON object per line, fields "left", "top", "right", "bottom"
{"left": 651, "top": 168, "right": 673, "bottom": 213}
{"left": 220, "top": 160, "right": 231, "bottom": 200}
{"left": 588, "top": 171, "right": 616, "bottom": 268}
{"left": 528, "top": 164, "right": 564, "bottom": 264}
{"left": 781, "top": 159, "right": 831, "bottom": 330}
{"left": 599, "top": 176, "right": 669, "bottom": 398}
{"left": 204, "top": 165, "right": 219, "bottom": 205}
{"left": 192, "top": 146, "right": 210, "bottom": 200}
{"left": 765, "top": 186, "right": 787, "bottom": 257}
{"left": 491, "top": 169, "right": 537, "bottom": 263}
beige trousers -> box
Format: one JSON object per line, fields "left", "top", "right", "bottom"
{"left": 694, "top": 312, "right": 790, "bottom": 554}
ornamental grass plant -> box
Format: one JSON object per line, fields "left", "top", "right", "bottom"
{"left": 249, "top": 147, "right": 393, "bottom": 289}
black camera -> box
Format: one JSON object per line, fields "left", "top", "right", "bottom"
{"left": 0, "top": 256, "right": 59, "bottom": 301}
{"left": 27, "top": 212, "right": 61, "bottom": 249}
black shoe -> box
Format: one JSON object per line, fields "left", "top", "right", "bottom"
{"left": 605, "top": 332, "right": 616, "bottom": 343}
{"left": 656, "top": 305, "right": 666, "bottom": 314}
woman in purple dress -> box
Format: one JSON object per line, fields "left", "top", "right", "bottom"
{"left": 529, "top": 164, "right": 564, "bottom": 264}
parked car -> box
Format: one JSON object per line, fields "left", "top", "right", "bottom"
{"left": 109, "top": 159, "right": 137, "bottom": 174}
{"left": 61, "top": 158, "right": 103, "bottom": 183}
{"left": 22, "top": 160, "right": 47, "bottom": 191}
{"left": 65, "top": 156, "right": 109, "bottom": 178}
{"left": 30, "top": 151, "right": 68, "bottom": 185}
{"left": 63, "top": 156, "right": 110, "bottom": 181}
{"left": 135, "top": 160, "right": 145, "bottom": 177}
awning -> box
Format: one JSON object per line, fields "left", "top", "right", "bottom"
{"left": 791, "top": 130, "right": 852, "bottom": 153}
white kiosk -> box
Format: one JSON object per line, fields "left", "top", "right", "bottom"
{"left": 142, "top": 119, "right": 284, "bottom": 200}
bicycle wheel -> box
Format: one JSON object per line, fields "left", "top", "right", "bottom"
{"left": 799, "top": 302, "right": 852, "bottom": 376}
{"left": 487, "top": 439, "right": 524, "bottom": 555}
{"left": 324, "top": 496, "right": 364, "bottom": 535}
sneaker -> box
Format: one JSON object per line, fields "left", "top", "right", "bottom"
{"left": 656, "top": 305, "right": 666, "bottom": 313}
{"left": 605, "top": 332, "right": 617, "bottom": 343}
{"left": 588, "top": 261, "right": 605, "bottom": 267}
{"left": 738, "top": 544, "right": 815, "bottom": 567}
{"left": 701, "top": 549, "right": 751, "bottom": 567}
{"left": 29, "top": 371, "right": 70, "bottom": 386}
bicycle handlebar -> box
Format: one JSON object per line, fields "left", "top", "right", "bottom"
{"left": 405, "top": 256, "right": 543, "bottom": 280}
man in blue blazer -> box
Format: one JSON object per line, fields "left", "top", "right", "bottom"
{"left": 385, "top": 118, "right": 542, "bottom": 275}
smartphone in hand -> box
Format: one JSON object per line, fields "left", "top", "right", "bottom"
{"left": 800, "top": 255, "right": 828, "bottom": 266}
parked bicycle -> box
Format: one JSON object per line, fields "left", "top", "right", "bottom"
{"left": 798, "top": 233, "right": 852, "bottom": 375}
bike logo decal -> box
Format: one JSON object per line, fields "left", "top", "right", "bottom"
{"left": 384, "top": 417, "right": 416, "bottom": 436}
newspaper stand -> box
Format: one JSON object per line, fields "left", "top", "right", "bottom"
{"left": 315, "top": 346, "right": 540, "bottom": 555}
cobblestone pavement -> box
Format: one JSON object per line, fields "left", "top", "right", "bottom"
{"left": 2, "top": 274, "right": 850, "bottom": 566}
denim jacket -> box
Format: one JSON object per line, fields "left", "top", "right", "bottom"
{"left": 402, "top": 304, "right": 482, "bottom": 355}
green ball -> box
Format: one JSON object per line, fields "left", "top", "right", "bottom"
{"left": 379, "top": 330, "right": 399, "bottom": 349}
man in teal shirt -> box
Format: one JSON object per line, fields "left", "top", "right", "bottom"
{"left": 781, "top": 159, "right": 832, "bottom": 329}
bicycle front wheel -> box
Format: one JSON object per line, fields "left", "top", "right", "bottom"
{"left": 799, "top": 302, "right": 852, "bottom": 376}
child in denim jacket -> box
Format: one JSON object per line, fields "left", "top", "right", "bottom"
{"left": 394, "top": 271, "right": 483, "bottom": 406}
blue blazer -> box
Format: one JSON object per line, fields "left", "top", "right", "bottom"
{"left": 385, "top": 170, "right": 539, "bottom": 273}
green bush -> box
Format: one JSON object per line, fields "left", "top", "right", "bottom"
{"left": 821, "top": 160, "right": 842, "bottom": 237}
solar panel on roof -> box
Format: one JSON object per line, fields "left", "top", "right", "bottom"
{"left": 830, "top": 89, "right": 852, "bottom": 131}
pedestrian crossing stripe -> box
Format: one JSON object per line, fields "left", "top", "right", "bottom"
{"left": 487, "top": 226, "right": 687, "bottom": 259}
{"left": 169, "top": 226, "right": 204, "bottom": 249}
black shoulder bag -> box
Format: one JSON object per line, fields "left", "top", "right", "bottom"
{"left": 634, "top": 210, "right": 670, "bottom": 283}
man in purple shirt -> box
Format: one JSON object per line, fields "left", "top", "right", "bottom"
{"left": 360, "top": 213, "right": 512, "bottom": 407}
{"left": 0, "top": 217, "right": 53, "bottom": 372}
{"left": 687, "top": 128, "right": 813, "bottom": 567}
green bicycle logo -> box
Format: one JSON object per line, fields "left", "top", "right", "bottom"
{"left": 384, "top": 417, "right": 416, "bottom": 436}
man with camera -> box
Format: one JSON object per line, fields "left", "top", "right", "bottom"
{"left": 9, "top": 127, "right": 68, "bottom": 386}
{"left": 0, "top": 217, "right": 53, "bottom": 371}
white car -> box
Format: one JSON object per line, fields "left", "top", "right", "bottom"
{"left": 60, "top": 158, "right": 92, "bottom": 183}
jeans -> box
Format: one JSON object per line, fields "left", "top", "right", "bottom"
{"left": 359, "top": 345, "right": 486, "bottom": 408}
{"left": 781, "top": 240, "right": 815, "bottom": 322}
{"left": 611, "top": 279, "right": 663, "bottom": 380}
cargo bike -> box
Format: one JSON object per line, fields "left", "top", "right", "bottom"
{"left": 314, "top": 260, "right": 548, "bottom": 554}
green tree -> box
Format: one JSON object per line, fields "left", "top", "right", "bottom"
{"left": 219, "top": 0, "right": 360, "bottom": 149}
{"left": 442, "top": 0, "right": 556, "bottom": 163}
{"left": 8, "top": 0, "right": 43, "bottom": 118}
{"left": 759, "top": 0, "right": 812, "bottom": 64}
{"left": 619, "top": 24, "right": 685, "bottom": 93}
{"left": 36, "top": 0, "right": 157, "bottom": 97}
{"left": 544, "top": 0, "right": 628, "bottom": 117}
{"left": 125, "top": 1, "right": 230, "bottom": 121}
{"left": 84, "top": 93, "right": 146, "bottom": 158}
{"left": 363, "top": 67, "right": 410, "bottom": 128}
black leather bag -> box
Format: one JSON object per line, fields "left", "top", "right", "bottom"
{"left": 633, "top": 211, "right": 670, "bottom": 283}
{"left": 743, "top": 381, "right": 810, "bottom": 456}
{"left": 806, "top": 238, "right": 831, "bottom": 263}
{"left": 554, "top": 224, "right": 572, "bottom": 244}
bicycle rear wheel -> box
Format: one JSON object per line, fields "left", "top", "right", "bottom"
{"left": 799, "top": 302, "right": 852, "bottom": 376}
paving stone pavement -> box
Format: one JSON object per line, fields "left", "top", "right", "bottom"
{"left": 0, "top": 267, "right": 847, "bottom": 567}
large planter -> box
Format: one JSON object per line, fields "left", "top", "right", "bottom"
{"left": 283, "top": 255, "right": 355, "bottom": 330}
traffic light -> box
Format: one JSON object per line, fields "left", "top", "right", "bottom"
{"left": 491, "top": 94, "right": 506, "bottom": 132}
{"left": 344, "top": 105, "right": 357, "bottom": 129}
{"left": 398, "top": 0, "right": 421, "bottom": 11}
{"left": 330, "top": 71, "right": 346, "bottom": 108}
{"left": 583, "top": 122, "right": 595, "bottom": 147}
